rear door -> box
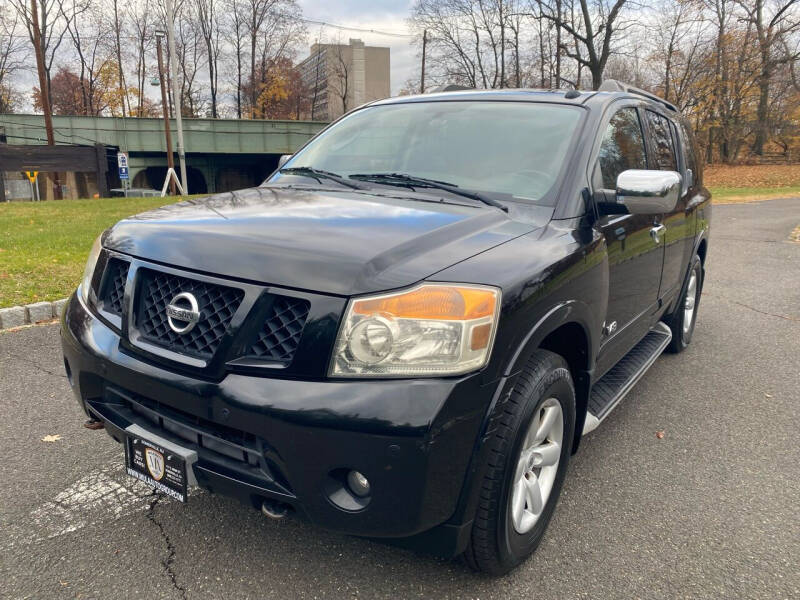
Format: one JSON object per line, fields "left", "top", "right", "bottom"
{"left": 642, "top": 110, "right": 688, "bottom": 303}
{"left": 593, "top": 104, "right": 665, "bottom": 376}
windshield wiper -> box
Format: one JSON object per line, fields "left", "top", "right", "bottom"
{"left": 279, "top": 167, "right": 367, "bottom": 190}
{"left": 348, "top": 173, "right": 508, "bottom": 212}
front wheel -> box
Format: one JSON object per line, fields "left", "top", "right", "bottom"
{"left": 666, "top": 255, "right": 703, "bottom": 353}
{"left": 463, "top": 350, "right": 575, "bottom": 575}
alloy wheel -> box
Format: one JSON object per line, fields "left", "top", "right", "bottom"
{"left": 683, "top": 270, "right": 698, "bottom": 337}
{"left": 510, "top": 398, "right": 563, "bottom": 534}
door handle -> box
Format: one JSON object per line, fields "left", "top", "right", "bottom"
{"left": 650, "top": 224, "right": 666, "bottom": 243}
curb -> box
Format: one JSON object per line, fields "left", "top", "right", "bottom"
{"left": 0, "top": 298, "right": 68, "bottom": 331}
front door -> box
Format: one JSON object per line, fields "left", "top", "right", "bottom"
{"left": 593, "top": 105, "right": 664, "bottom": 377}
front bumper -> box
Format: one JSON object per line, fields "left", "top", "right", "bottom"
{"left": 61, "top": 293, "right": 499, "bottom": 554}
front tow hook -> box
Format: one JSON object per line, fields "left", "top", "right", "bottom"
{"left": 83, "top": 417, "right": 104, "bottom": 430}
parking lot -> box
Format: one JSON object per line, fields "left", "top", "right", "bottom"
{"left": 1, "top": 198, "right": 798, "bottom": 599}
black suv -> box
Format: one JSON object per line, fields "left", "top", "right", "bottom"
{"left": 61, "top": 80, "right": 710, "bottom": 574}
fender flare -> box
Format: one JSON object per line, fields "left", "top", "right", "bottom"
{"left": 447, "top": 299, "right": 598, "bottom": 538}
{"left": 501, "top": 299, "right": 598, "bottom": 378}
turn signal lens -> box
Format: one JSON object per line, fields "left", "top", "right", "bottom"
{"left": 352, "top": 285, "right": 496, "bottom": 321}
{"left": 330, "top": 283, "right": 501, "bottom": 377}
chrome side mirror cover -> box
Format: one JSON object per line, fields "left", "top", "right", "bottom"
{"left": 277, "top": 154, "right": 292, "bottom": 169}
{"left": 616, "top": 169, "right": 681, "bottom": 214}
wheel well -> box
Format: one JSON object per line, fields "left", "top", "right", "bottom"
{"left": 538, "top": 322, "right": 590, "bottom": 452}
{"left": 697, "top": 239, "right": 707, "bottom": 264}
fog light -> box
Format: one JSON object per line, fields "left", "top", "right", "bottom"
{"left": 347, "top": 470, "right": 371, "bottom": 497}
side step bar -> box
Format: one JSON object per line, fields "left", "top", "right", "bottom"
{"left": 583, "top": 321, "right": 672, "bottom": 434}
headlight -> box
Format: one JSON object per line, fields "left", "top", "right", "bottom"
{"left": 330, "top": 283, "right": 500, "bottom": 377}
{"left": 79, "top": 235, "right": 103, "bottom": 305}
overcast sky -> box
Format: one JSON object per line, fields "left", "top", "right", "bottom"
{"left": 12, "top": 2, "right": 419, "bottom": 111}
{"left": 297, "top": 0, "right": 418, "bottom": 94}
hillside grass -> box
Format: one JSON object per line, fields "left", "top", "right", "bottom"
{"left": 0, "top": 196, "right": 178, "bottom": 308}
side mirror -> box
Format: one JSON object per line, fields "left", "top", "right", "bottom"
{"left": 616, "top": 169, "right": 681, "bottom": 214}
{"left": 277, "top": 154, "right": 292, "bottom": 169}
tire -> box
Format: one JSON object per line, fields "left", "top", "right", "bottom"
{"left": 665, "top": 254, "right": 703, "bottom": 353}
{"left": 463, "top": 350, "right": 576, "bottom": 575}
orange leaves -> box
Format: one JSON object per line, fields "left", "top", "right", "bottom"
{"left": 705, "top": 165, "right": 800, "bottom": 188}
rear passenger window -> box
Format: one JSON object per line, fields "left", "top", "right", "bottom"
{"left": 645, "top": 110, "right": 677, "bottom": 171}
{"left": 597, "top": 107, "right": 647, "bottom": 189}
{"left": 678, "top": 121, "right": 697, "bottom": 177}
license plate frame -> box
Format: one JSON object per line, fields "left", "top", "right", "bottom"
{"left": 125, "top": 433, "right": 189, "bottom": 503}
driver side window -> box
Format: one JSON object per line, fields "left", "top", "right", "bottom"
{"left": 597, "top": 107, "right": 647, "bottom": 190}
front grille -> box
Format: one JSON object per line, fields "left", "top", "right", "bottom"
{"left": 246, "top": 296, "right": 310, "bottom": 364}
{"left": 135, "top": 268, "right": 244, "bottom": 359}
{"left": 98, "top": 257, "right": 129, "bottom": 315}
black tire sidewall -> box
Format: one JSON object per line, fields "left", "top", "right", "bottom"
{"left": 498, "top": 371, "right": 575, "bottom": 567}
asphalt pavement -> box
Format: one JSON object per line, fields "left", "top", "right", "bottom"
{"left": 1, "top": 198, "right": 798, "bottom": 599}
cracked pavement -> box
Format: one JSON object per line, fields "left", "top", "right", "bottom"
{"left": 1, "top": 198, "right": 799, "bottom": 599}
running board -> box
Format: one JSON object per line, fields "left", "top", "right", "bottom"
{"left": 582, "top": 322, "right": 672, "bottom": 435}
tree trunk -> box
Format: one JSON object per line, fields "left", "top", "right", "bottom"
{"left": 591, "top": 66, "right": 603, "bottom": 90}
{"left": 752, "top": 67, "right": 770, "bottom": 156}
{"left": 112, "top": 0, "right": 128, "bottom": 117}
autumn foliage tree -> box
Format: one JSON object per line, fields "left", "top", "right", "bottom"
{"left": 242, "top": 56, "right": 308, "bottom": 119}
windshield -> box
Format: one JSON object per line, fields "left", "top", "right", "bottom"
{"left": 271, "top": 101, "right": 583, "bottom": 205}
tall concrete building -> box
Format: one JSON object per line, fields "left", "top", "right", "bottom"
{"left": 298, "top": 39, "right": 390, "bottom": 122}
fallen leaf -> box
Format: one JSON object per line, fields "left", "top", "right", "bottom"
{"left": 764, "top": 393, "right": 773, "bottom": 398}
{"left": 655, "top": 431, "right": 665, "bottom": 439}
{"left": 41, "top": 434, "right": 61, "bottom": 442}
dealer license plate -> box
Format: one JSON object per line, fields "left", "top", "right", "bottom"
{"left": 125, "top": 434, "right": 188, "bottom": 502}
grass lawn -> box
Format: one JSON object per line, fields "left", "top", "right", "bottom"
{"left": 0, "top": 196, "right": 177, "bottom": 308}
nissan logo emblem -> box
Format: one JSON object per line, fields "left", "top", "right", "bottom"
{"left": 165, "top": 292, "right": 201, "bottom": 334}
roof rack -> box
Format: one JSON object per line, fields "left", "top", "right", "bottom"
{"left": 428, "top": 84, "right": 474, "bottom": 93}
{"left": 598, "top": 79, "right": 679, "bottom": 113}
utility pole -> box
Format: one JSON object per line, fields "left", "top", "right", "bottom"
{"left": 164, "top": 0, "right": 188, "bottom": 195}
{"left": 420, "top": 30, "right": 427, "bottom": 94}
{"left": 155, "top": 32, "right": 176, "bottom": 195}
{"left": 30, "top": 0, "right": 61, "bottom": 199}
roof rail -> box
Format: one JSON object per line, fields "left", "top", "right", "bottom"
{"left": 429, "top": 84, "right": 474, "bottom": 93}
{"left": 598, "top": 79, "right": 679, "bottom": 113}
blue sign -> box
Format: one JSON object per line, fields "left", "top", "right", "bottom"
{"left": 119, "top": 166, "right": 129, "bottom": 180}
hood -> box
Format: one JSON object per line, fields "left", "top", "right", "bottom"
{"left": 104, "top": 186, "right": 544, "bottom": 296}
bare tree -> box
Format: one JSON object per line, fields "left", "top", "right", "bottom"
{"left": 536, "top": 0, "right": 634, "bottom": 90}
{"left": 329, "top": 40, "right": 350, "bottom": 114}
{"left": 644, "top": 0, "right": 708, "bottom": 109}
{"left": 109, "top": 0, "right": 129, "bottom": 116}
{"left": 175, "top": 5, "right": 207, "bottom": 116}
{"left": 411, "top": 0, "right": 511, "bottom": 88}
{"left": 736, "top": 0, "right": 800, "bottom": 154}
{"left": 223, "top": 0, "right": 247, "bottom": 118}
{"left": 195, "top": 0, "right": 221, "bottom": 117}
{"left": 57, "top": 0, "right": 108, "bottom": 115}
{"left": 11, "top": 0, "right": 69, "bottom": 106}
{"left": 128, "top": 0, "right": 154, "bottom": 117}
{"left": 0, "top": 6, "right": 28, "bottom": 112}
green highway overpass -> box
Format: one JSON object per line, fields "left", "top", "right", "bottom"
{"left": 0, "top": 114, "right": 327, "bottom": 194}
